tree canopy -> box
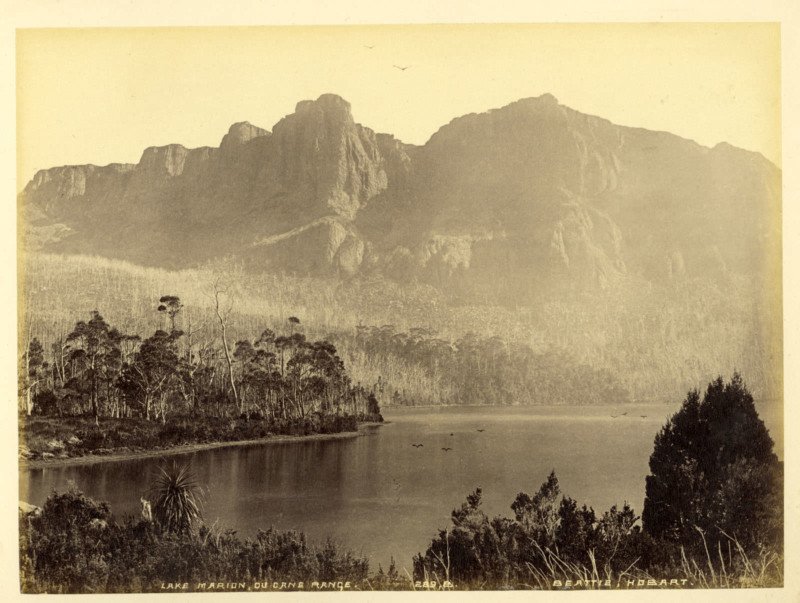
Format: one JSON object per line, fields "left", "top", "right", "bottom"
{"left": 642, "top": 373, "right": 781, "bottom": 553}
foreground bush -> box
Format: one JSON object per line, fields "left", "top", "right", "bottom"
{"left": 413, "top": 376, "right": 783, "bottom": 590}
{"left": 414, "top": 474, "right": 657, "bottom": 588}
{"left": 20, "top": 489, "right": 370, "bottom": 593}
{"left": 643, "top": 373, "right": 782, "bottom": 555}
{"left": 413, "top": 472, "right": 783, "bottom": 589}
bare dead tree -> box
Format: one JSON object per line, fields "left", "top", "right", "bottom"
{"left": 176, "top": 309, "right": 210, "bottom": 411}
{"left": 52, "top": 333, "right": 68, "bottom": 387}
{"left": 214, "top": 278, "right": 238, "bottom": 410}
{"left": 22, "top": 320, "right": 33, "bottom": 414}
{"left": 205, "top": 258, "right": 244, "bottom": 412}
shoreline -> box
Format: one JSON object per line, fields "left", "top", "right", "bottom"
{"left": 21, "top": 422, "right": 385, "bottom": 471}
{"left": 382, "top": 402, "right": 674, "bottom": 410}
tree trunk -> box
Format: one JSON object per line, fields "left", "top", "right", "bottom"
{"left": 214, "top": 290, "right": 239, "bottom": 411}
{"left": 24, "top": 323, "right": 32, "bottom": 415}
{"left": 90, "top": 361, "right": 99, "bottom": 426}
{"left": 185, "top": 315, "right": 193, "bottom": 365}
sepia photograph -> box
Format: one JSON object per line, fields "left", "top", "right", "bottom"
{"left": 6, "top": 5, "right": 798, "bottom": 597}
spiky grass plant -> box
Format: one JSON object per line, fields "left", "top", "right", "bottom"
{"left": 149, "top": 461, "right": 204, "bottom": 534}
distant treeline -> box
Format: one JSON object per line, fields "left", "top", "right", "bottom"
{"left": 341, "top": 325, "right": 630, "bottom": 406}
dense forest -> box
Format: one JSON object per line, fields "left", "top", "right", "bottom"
{"left": 20, "top": 307, "right": 379, "bottom": 423}
{"left": 345, "top": 325, "right": 628, "bottom": 406}
{"left": 18, "top": 283, "right": 383, "bottom": 461}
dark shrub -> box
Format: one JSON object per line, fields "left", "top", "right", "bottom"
{"left": 21, "top": 490, "right": 370, "bottom": 593}
{"left": 32, "top": 390, "right": 60, "bottom": 416}
{"left": 75, "top": 427, "right": 107, "bottom": 450}
{"left": 642, "top": 374, "right": 781, "bottom": 554}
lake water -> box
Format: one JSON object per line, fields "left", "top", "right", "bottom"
{"left": 19, "top": 404, "right": 782, "bottom": 571}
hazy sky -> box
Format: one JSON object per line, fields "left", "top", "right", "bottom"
{"left": 17, "top": 23, "right": 780, "bottom": 186}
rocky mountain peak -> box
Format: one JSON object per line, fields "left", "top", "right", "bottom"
{"left": 137, "top": 144, "right": 189, "bottom": 177}
{"left": 294, "top": 93, "right": 353, "bottom": 119}
{"left": 220, "top": 121, "right": 270, "bottom": 150}
{"left": 514, "top": 92, "right": 560, "bottom": 107}
{"left": 264, "top": 93, "right": 388, "bottom": 221}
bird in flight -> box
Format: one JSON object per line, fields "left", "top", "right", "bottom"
{"left": 411, "top": 443, "right": 423, "bottom": 448}
{"left": 620, "top": 412, "right": 628, "bottom": 416}
{"left": 393, "top": 64, "right": 411, "bottom": 71}
{"left": 476, "top": 429, "right": 485, "bottom": 432}
{"left": 441, "top": 447, "right": 452, "bottom": 452}
{"left": 640, "top": 415, "right": 648, "bottom": 419}
{"left": 364, "top": 45, "right": 375, "bottom": 49}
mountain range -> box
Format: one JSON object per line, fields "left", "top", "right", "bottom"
{"left": 20, "top": 93, "right": 781, "bottom": 302}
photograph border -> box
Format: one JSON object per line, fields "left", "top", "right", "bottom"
{"left": 2, "top": 1, "right": 798, "bottom": 601}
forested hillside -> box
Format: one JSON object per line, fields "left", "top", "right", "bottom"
{"left": 19, "top": 253, "right": 780, "bottom": 413}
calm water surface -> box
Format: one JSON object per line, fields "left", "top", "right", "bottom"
{"left": 20, "top": 404, "right": 782, "bottom": 570}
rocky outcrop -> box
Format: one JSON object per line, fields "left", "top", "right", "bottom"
{"left": 220, "top": 121, "right": 269, "bottom": 151}
{"left": 258, "top": 94, "right": 389, "bottom": 220}
{"left": 24, "top": 164, "right": 135, "bottom": 214}
{"left": 248, "top": 217, "right": 366, "bottom": 275}
{"left": 136, "top": 144, "right": 189, "bottom": 178}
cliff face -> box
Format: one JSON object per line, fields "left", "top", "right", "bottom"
{"left": 21, "top": 93, "right": 780, "bottom": 299}
{"left": 261, "top": 94, "right": 389, "bottom": 220}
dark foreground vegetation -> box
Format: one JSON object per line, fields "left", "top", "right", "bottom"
{"left": 20, "top": 374, "right": 782, "bottom": 591}
{"left": 20, "top": 487, "right": 372, "bottom": 593}
{"left": 413, "top": 374, "right": 783, "bottom": 589}
{"left": 19, "top": 293, "right": 382, "bottom": 462}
